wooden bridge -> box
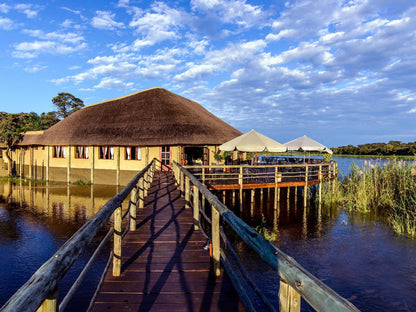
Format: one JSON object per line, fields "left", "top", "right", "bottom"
{"left": 0, "top": 159, "right": 359, "bottom": 312}
{"left": 91, "top": 170, "right": 245, "bottom": 311}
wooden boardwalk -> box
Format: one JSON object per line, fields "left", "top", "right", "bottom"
{"left": 92, "top": 171, "right": 246, "bottom": 312}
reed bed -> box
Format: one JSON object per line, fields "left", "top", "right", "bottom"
{"left": 320, "top": 159, "right": 416, "bottom": 238}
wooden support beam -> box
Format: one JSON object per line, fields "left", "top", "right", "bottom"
{"left": 88, "top": 146, "right": 93, "bottom": 184}
{"left": 185, "top": 176, "right": 190, "bottom": 209}
{"left": 193, "top": 185, "right": 199, "bottom": 230}
{"left": 304, "top": 166, "right": 309, "bottom": 208}
{"left": 279, "top": 279, "right": 301, "bottom": 312}
{"left": 138, "top": 177, "right": 144, "bottom": 209}
{"left": 36, "top": 287, "right": 58, "bottom": 312}
{"left": 129, "top": 187, "right": 137, "bottom": 231}
{"left": 113, "top": 206, "right": 122, "bottom": 277}
{"left": 67, "top": 145, "right": 71, "bottom": 184}
{"left": 211, "top": 206, "right": 220, "bottom": 277}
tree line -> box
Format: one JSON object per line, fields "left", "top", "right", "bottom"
{"left": 332, "top": 141, "right": 416, "bottom": 156}
{"left": 0, "top": 92, "right": 84, "bottom": 176}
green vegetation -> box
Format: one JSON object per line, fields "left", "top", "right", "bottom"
{"left": 0, "top": 92, "right": 83, "bottom": 177}
{"left": 72, "top": 179, "right": 92, "bottom": 186}
{"left": 321, "top": 159, "right": 416, "bottom": 237}
{"left": 255, "top": 214, "right": 278, "bottom": 241}
{"left": 332, "top": 140, "right": 416, "bottom": 156}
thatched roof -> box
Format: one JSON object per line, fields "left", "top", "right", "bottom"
{"left": 21, "top": 87, "right": 241, "bottom": 146}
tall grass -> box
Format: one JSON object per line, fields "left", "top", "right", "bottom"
{"left": 320, "top": 158, "right": 416, "bottom": 237}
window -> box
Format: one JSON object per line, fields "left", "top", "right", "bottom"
{"left": 161, "top": 146, "right": 171, "bottom": 166}
{"left": 125, "top": 147, "right": 141, "bottom": 160}
{"left": 75, "top": 146, "right": 89, "bottom": 159}
{"left": 53, "top": 146, "right": 65, "bottom": 158}
{"left": 99, "top": 146, "right": 114, "bottom": 159}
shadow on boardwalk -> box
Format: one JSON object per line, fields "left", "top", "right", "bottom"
{"left": 92, "top": 171, "right": 246, "bottom": 312}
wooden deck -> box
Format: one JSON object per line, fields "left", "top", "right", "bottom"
{"left": 92, "top": 171, "right": 246, "bottom": 312}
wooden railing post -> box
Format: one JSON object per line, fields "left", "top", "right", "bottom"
{"left": 138, "top": 177, "right": 144, "bottom": 209}
{"left": 130, "top": 186, "right": 137, "bottom": 231}
{"left": 193, "top": 184, "right": 199, "bottom": 230}
{"left": 36, "top": 287, "right": 58, "bottom": 312}
{"left": 113, "top": 205, "right": 122, "bottom": 277}
{"left": 211, "top": 206, "right": 221, "bottom": 277}
{"left": 279, "top": 279, "right": 301, "bottom": 312}
{"left": 185, "top": 176, "right": 190, "bottom": 209}
{"left": 180, "top": 170, "right": 184, "bottom": 194}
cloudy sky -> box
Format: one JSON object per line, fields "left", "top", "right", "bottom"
{"left": 1, "top": 0, "right": 415, "bottom": 147}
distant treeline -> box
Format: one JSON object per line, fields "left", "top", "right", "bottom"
{"left": 332, "top": 141, "right": 416, "bottom": 156}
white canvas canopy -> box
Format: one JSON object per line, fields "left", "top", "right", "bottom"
{"left": 219, "top": 129, "right": 287, "bottom": 152}
{"left": 284, "top": 135, "right": 333, "bottom": 154}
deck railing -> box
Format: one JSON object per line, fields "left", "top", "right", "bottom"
{"left": 0, "top": 159, "right": 160, "bottom": 312}
{"left": 172, "top": 161, "right": 359, "bottom": 312}
{"left": 184, "top": 162, "right": 337, "bottom": 189}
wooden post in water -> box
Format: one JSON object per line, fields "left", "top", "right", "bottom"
{"left": 250, "top": 189, "right": 255, "bottom": 218}
{"left": 193, "top": 185, "right": 199, "bottom": 230}
{"left": 130, "top": 186, "right": 137, "bottom": 231}
{"left": 67, "top": 145, "right": 71, "bottom": 184}
{"left": 90, "top": 146, "right": 95, "bottom": 184}
{"left": 304, "top": 165, "right": 309, "bottom": 208}
{"left": 260, "top": 188, "right": 264, "bottom": 210}
{"left": 36, "top": 287, "right": 59, "bottom": 312}
{"left": 185, "top": 176, "right": 190, "bottom": 209}
{"left": 232, "top": 190, "right": 235, "bottom": 208}
{"left": 279, "top": 279, "right": 301, "bottom": 312}
{"left": 113, "top": 206, "right": 122, "bottom": 277}
{"left": 239, "top": 167, "right": 243, "bottom": 211}
{"left": 46, "top": 146, "right": 49, "bottom": 181}
{"left": 222, "top": 190, "right": 226, "bottom": 204}
{"left": 211, "top": 206, "right": 220, "bottom": 277}
{"left": 319, "top": 165, "right": 322, "bottom": 204}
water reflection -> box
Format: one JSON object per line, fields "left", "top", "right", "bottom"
{"left": 0, "top": 181, "right": 124, "bottom": 310}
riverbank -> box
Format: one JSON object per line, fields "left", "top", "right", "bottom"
{"left": 321, "top": 159, "right": 416, "bottom": 237}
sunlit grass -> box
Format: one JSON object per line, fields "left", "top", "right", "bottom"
{"left": 319, "top": 158, "right": 416, "bottom": 238}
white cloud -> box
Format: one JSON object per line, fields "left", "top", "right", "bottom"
{"left": 191, "top": 0, "right": 265, "bottom": 28}
{"left": 13, "top": 30, "right": 87, "bottom": 58}
{"left": 127, "top": 2, "right": 189, "bottom": 49}
{"left": 91, "top": 11, "right": 124, "bottom": 30}
{"left": 94, "top": 77, "right": 134, "bottom": 89}
{"left": 0, "top": 17, "right": 14, "bottom": 30}
{"left": 0, "top": 4, "right": 10, "bottom": 14}
{"left": 14, "top": 3, "right": 39, "bottom": 18}
{"left": 24, "top": 64, "right": 48, "bottom": 73}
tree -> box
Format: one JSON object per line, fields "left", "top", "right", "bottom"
{"left": 0, "top": 113, "right": 24, "bottom": 176}
{"left": 52, "top": 92, "right": 84, "bottom": 119}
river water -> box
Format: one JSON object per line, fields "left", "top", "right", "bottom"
{"left": 1, "top": 157, "right": 415, "bottom": 311}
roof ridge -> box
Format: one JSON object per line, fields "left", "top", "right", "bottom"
{"left": 85, "top": 87, "right": 164, "bottom": 108}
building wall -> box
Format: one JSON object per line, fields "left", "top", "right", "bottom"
{"left": 1, "top": 144, "right": 220, "bottom": 185}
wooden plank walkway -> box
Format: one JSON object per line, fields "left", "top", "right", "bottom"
{"left": 92, "top": 171, "right": 246, "bottom": 312}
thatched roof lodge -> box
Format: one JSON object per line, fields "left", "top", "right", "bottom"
{"left": 2, "top": 87, "right": 242, "bottom": 185}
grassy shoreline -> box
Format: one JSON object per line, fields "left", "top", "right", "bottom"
{"left": 332, "top": 154, "right": 415, "bottom": 159}
{"left": 320, "top": 159, "right": 416, "bottom": 238}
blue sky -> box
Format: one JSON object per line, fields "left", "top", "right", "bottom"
{"left": 1, "top": 0, "right": 416, "bottom": 147}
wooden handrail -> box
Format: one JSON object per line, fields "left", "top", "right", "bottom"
{"left": 0, "top": 159, "right": 158, "bottom": 312}
{"left": 184, "top": 162, "right": 337, "bottom": 189}
{"left": 173, "top": 161, "right": 359, "bottom": 312}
